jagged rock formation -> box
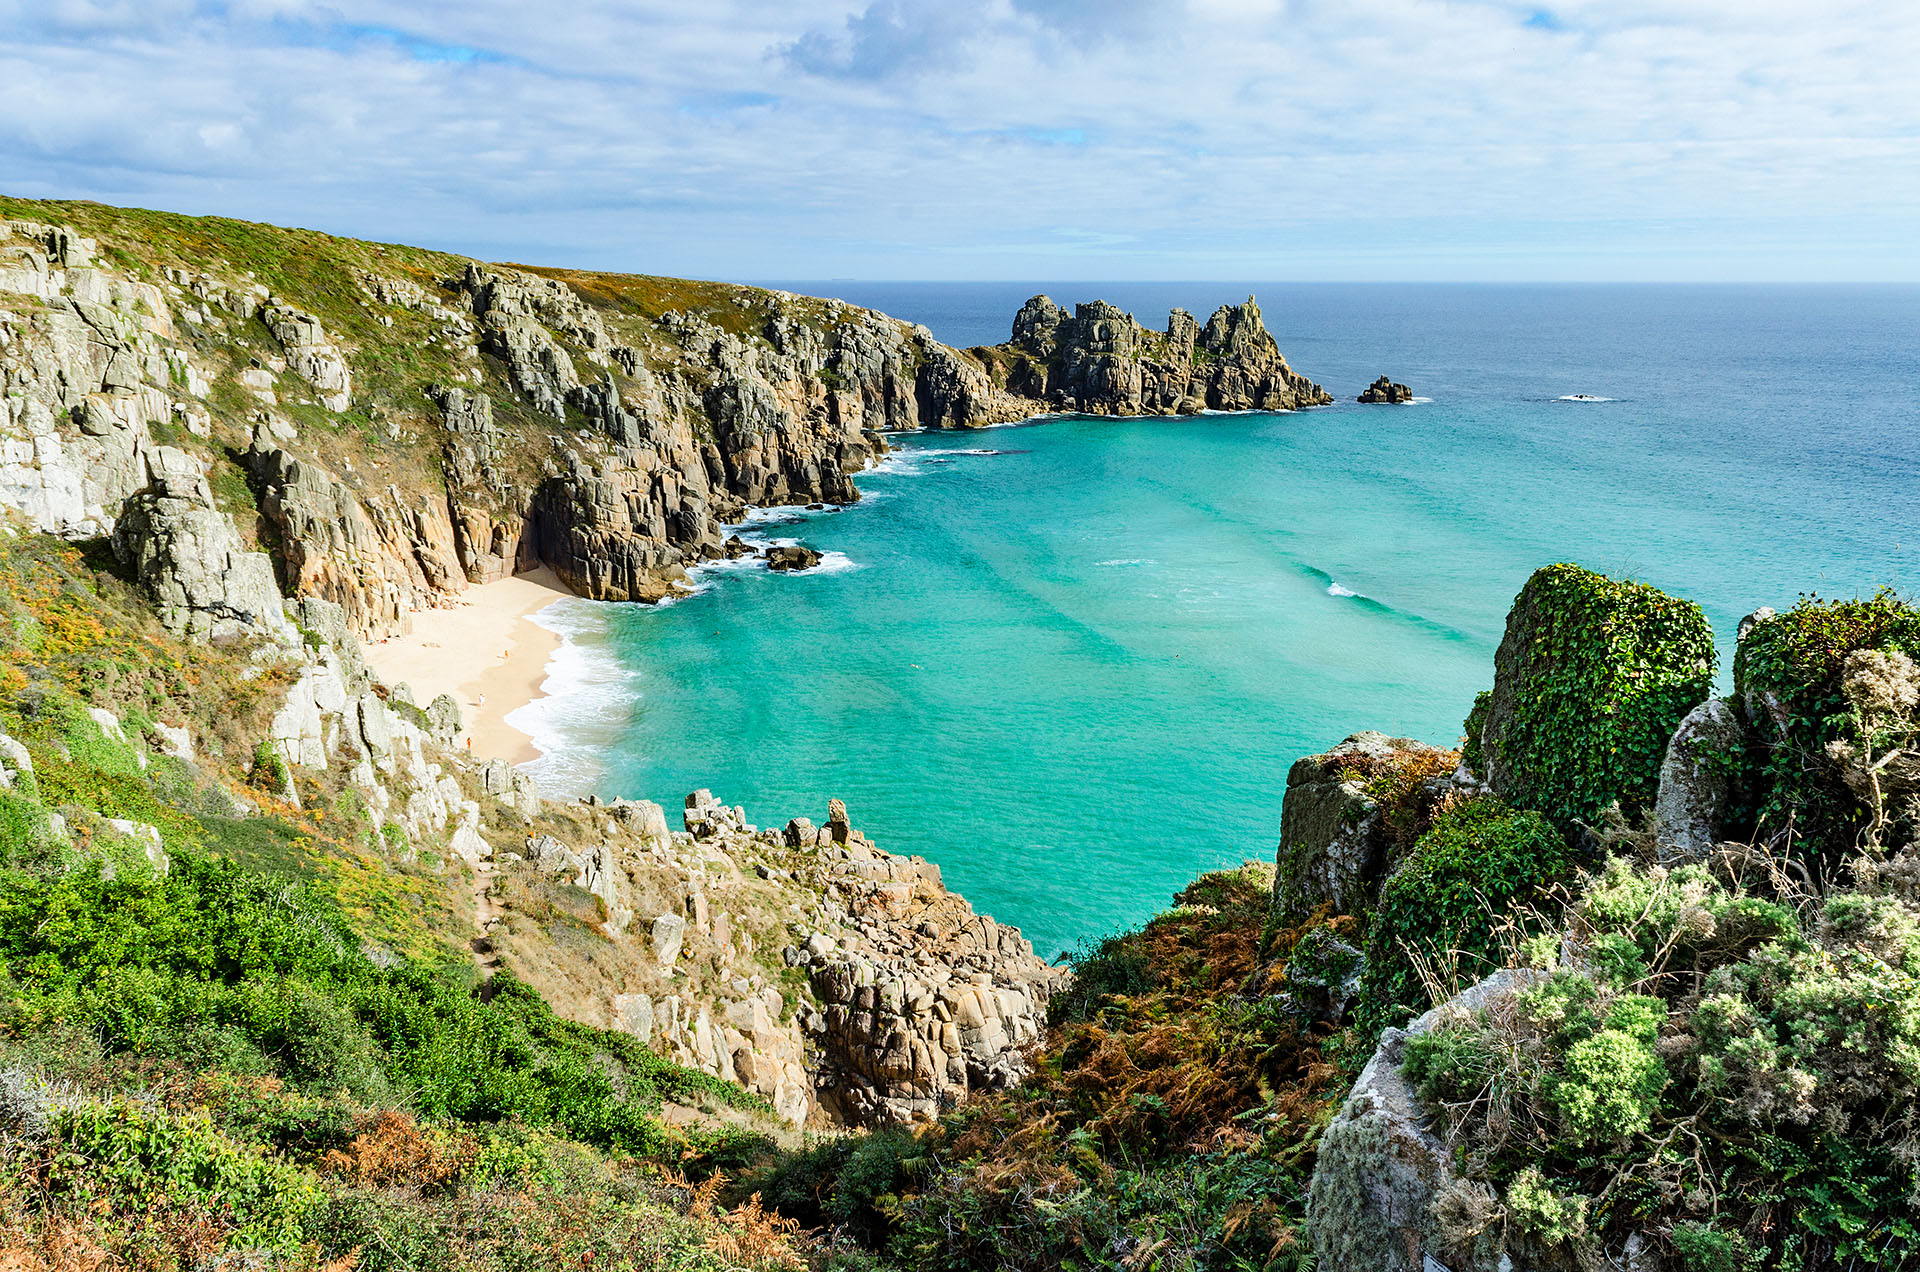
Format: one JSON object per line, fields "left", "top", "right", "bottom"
{"left": 0, "top": 219, "right": 175, "bottom": 538}
{"left": 263, "top": 305, "right": 352, "bottom": 412}
{"left": 1271, "top": 731, "right": 1473, "bottom": 919}
{"left": 1305, "top": 969, "right": 1548, "bottom": 1272}
{"left": 487, "top": 788, "right": 1059, "bottom": 1129}
{"left": 244, "top": 432, "right": 468, "bottom": 638}
{"left": 781, "top": 802, "right": 1060, "bottom": 1123}
{"left": 980, "top": 294, "right": 1331, "bottom": 416}
{"left": 1358, "top": 375, "right": 1413, "bottom": 404}
{"left": 1651, "top": 697, "right": 1747, "bottom": 861}
{"left": 110, "top": 445, "right": 292, "bottom": 643}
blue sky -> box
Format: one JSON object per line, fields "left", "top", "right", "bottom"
{"left": 1, "top": 0, "right": 1914, "bottom": 280}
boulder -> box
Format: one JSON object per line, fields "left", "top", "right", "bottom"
{"left": 765, "top": 544, "right": 821, "bottom": 572}
{"left": 1652, "top": 697, "right": 1748, "bottom": 862}
{"left": 1358, "top": 375, "right": 1413, "bottom": 404}
{"left": 1272, "top": 731, "right": 1455, "bottom": 919}
{"left": 612, "top": 992, "right": 654, "bottom": 1043}
{"left": 1306, "top": 969, "right": 1543, "bottom": 1272}
{"left": 651, "top": 913, "right": 686, "bottom": 965}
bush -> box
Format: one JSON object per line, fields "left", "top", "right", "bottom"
{"left": 1478, "top": 564, "right": 1715, "bottom": 828}
{"left": 1734, "top": 590, "right": 1920, "bottom": 865}
{"left": 1049, "top": 930, "right": 1155, "bottom": 1024}
{"left": 1356, "top": 797, "right": 1575, "bottom": 1036}
{"left": 1404, "top": 854, "right": 1920, "bottom": 1270}
{"left": 0, "top": 848, "right": 761, "bottom": 1155}
{"left": 52, "top": 1097, "right": 324, "bottom": 1252}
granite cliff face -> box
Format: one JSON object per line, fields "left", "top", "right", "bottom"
{"left": 976, "top": 294, "right": 1332, "bottom": 415}
{"left": 0, "top": 201, "right": 1035, "bottom": 628}
{"left": 0, "top": 197, "right": 1063, "bottom": 1132}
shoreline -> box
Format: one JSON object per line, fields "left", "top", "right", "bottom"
{"left": 363, "top": 566, "right": 571, "bottom": 766}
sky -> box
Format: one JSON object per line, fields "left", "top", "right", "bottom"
{"left": 1, "top": 0, "right": 1916, "bottom": 280}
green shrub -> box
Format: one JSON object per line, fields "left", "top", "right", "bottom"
{"left": 0, "top": 848, "right": 761, "bottom": 1154}
{"left": 1480, "top": 564, "right": 1715, "bottom": 828}
{"left": 1505, "top": 1167, "right": 1587, "bottom": 1244}
{"left": 1404, "top": 855, "right": 1920, "bottom": 1269}
{"left": 1549, "top": 1025, "right": 1664, "bottom": 1146}
{"left": 1734, "top": 590, "right": 1920, "bottom": 864}
{"left": 53, "top": 1097, "right": 324, "bottom": 1251}
{"left": 1356, "top": 797, "right": 1574, "bottom": 1036}
{"left": 1049, "top": 930, "right": 1155, "bottom": 1024}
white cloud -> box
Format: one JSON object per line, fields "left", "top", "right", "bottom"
{"left": 0, "top": 0, "right": 1912, "bottom": 278}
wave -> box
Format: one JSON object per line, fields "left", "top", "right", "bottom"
{"left": 1297, "top": 562, "right": 1473, "bottom": 642}
{"left": 1556, "top": 394, "right": 1617, "bottom": 403}
{"left": 1094, "top": 558, "right": 1157, "bottom": 567}
{"left": 507, "top": 598, "right": 640, "bottom": 796}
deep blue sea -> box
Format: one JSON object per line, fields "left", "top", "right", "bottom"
{"left": 516, "top": 284, "right": 1920, "bottom": 959}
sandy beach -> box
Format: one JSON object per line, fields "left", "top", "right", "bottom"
{"left": 364, "top": 567, "right": 571, "bottom": 766}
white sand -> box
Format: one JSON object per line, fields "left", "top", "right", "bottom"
{"left": 363, "top": 567, "right": 570, "bottom": 766}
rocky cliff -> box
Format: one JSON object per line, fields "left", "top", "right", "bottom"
{"left": 0, "top": 196, "right": 1066, "bottom": 1132}
{"left": 0, "top": 199, "right": 1035, "bottom": 627}
{"left": 973, "top": 294, "right": 1332, "bottom": 415}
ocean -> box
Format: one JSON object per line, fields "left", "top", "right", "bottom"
{"left": 512, "top": 283, "right": 1920, "bottom": 959}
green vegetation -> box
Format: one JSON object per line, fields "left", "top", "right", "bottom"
{"left": 1734, "top": 590, "right": 1920, "bottom": 865}
{"left": 753, "top": 865, "right": 1342, "bottom": 1271}
{"left": 1483, "top": 564, "right": 1715, "bottom": 828}
{"left": 1355, "top": 796, "right": 1575, "bottom": 1036}
{"left": 1401, "top": 853, "right": 1920, "bottom": 1270}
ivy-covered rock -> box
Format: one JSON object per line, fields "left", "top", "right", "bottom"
{"left": 1733, "top": 591, "right": 1920, "bottom": 864}
{"left": 1355, "top": 796, "right": 1575, "bottom": 1038}
{"left": 1477, "top": 563, "right": 1715, "bottom": 829}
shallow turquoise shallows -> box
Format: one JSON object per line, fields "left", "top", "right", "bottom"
{"left": 517, "top": 284, "right": 1920, "bottom": 959}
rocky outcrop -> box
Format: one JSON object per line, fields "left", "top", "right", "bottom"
{"left": 1652, "top": 697, "right": 1748, "bottom": 862}
{"left": 1474, "top": 565, "right": 1713, "bottom": 828}
{"left": 245, "top": 433, "right": 467, "bottom": 638}
{"left": 1358, "top": 376, "right": 1413, "bottom": 404}
{"left": 765, "top": 544, "right": 820, "bottom": 572}
{"left": 0, "top": 220, "right": 178, "bottom": 537}
{"left": 263, "top": 305, "right": 352, "bottom": 412}
{"left": 1272, "top": 731, "right": 1465, "bottom": 919}
{"left": 984, "top": 294, "right": 1331, "bottom": 416}
{"left": 784, "top": 807, "right": 1061, "bottom": 1124}
{"left": 1306, "top": 969, "right": 1545, "bottom": 1272}
{"left": 110, "top": 445, "right": 292, "bottom": 643}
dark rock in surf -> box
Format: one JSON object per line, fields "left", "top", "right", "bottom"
{"left": 1358, "top": 376, "right": 1413, "bottom": 404}
{"left": 766, "top": 545, "right": 822, "bottom": 572}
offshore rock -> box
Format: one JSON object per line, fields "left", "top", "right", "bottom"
{"left": 765, "top": 544, "right": 821, "bottom": 572}
{"left": 1358, "top": 375, "right": 1413, "bottom": 404}
{"left": 987, "top": 294, "right": 1330, "bottom": 416}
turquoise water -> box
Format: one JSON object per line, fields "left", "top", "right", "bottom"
{"left": 517, "top": 285, "right": 1920, "bottom": 959}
